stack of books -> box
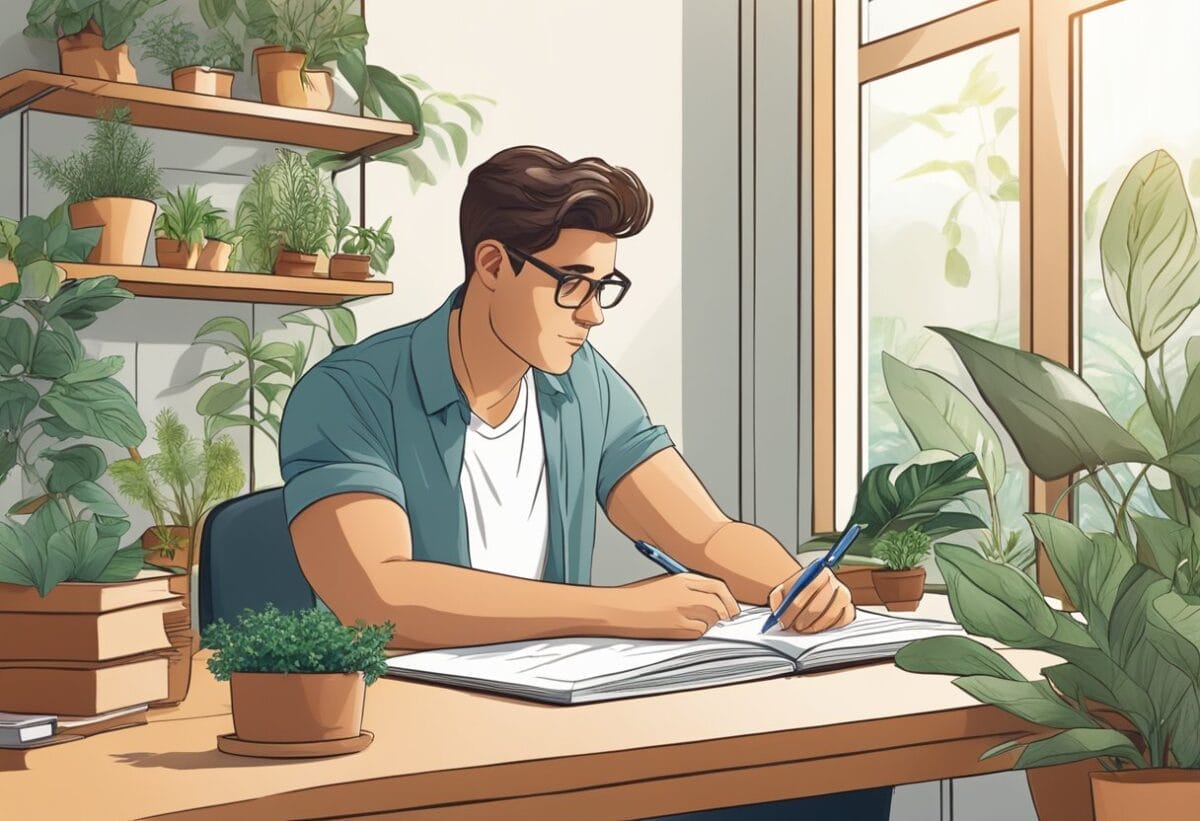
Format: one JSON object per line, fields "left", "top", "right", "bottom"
{"left": 0, "top": 705, "right": 151, "bottom": 749}
{"left": 0, "top": 572, "right": 180, "bottom": 724}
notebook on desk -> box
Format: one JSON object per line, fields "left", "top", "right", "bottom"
{"left": 385, "top": 606, "right": 966, "bottom": 704}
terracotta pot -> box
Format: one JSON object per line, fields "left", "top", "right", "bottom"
{"left": 1027, "top": 759, "right": 1099, "bottom": 821}
{"left": 142, "top": 526, "right": 193, "bottom": 569}
{"left": 155, "top": 237, "right": 200, "bottom": 269}
{"left": 871, "top": 567, "right": 926, "bottom": 611}
{"left": 833, "top": 564, "right": 883, "bottom": 606}
{"left": 69, "top": 197, "right": 155, "bottom": 265}
{"left": 329, "top": 253, "right": 371, "bottom": 280}
{"left": 197, "top": 239, "right": 233, "bottom": 271}
{"left": 171, "top": 66, "right": 235, "bottom": 97}
{"left": 57, "top": 20, "right": 137, "bottom": 83}
{"left": 302, "top": 69, "right": 335, "bottom": 110}
{"left": 1091, "top": 769, "right": 1200, "bottom": 821}
{"left": 274, "top": 249, "right": 319, "bottom": 277}
{"left": 254, "top": 46, "right": 334, "bottom": 109}
{"left": 231, "top": 672, "right": 365, "bottom": 743}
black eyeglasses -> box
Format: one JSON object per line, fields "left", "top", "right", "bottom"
{"left": 505, "top": 246, "right": 632, "bottom": 309}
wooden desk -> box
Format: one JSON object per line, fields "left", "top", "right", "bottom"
{"left": 2, "top": 596, "right": 1054, "bottom": 820}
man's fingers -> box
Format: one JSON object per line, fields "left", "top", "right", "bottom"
{"left": 784, "top": 576, "right": 837, "bottom": 632}
{"left": 685, "top": 577, "right": 740, "bottom": 619}
{"left": 795, "top": 585, "right": 853, "bottom": 633}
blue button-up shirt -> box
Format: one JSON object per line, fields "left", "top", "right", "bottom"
{"left": 279, "top": 285, "right": 674, "bottom": 585}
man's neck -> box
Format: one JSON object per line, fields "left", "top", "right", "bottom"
{"left": 449, "top": 283, "right": 528, "bottom": 426}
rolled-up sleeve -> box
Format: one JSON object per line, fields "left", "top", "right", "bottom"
{"left": 593, "top": 350, "right": 674, "bottom": 508}
{"left": 279, "top": 365, "right": 407, "bottom": 523}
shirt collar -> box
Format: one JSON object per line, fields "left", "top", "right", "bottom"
{"left": 411, "top": 286, "right": 570, "bottom": 417}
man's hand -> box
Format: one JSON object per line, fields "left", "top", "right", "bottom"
{"left": 596, "top": 574, "right": 741, "bottom": 640}
{"left": 767, "top": 567, "right": 855, "bottom": 633}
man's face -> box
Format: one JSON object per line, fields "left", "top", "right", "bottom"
{"left": 488, "top": 228, "right": 617, "bottom": 374}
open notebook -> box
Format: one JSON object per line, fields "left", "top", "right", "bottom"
{"left": 385, "top": 606, "right": 965, "bottom": 704}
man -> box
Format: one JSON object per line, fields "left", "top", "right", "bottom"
{"left": 279, "top": 145, "right": 891, "bottom": 818}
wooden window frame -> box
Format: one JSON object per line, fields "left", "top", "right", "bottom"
{"left": 812, "top": 0, "right": 1125, "bottom": 597}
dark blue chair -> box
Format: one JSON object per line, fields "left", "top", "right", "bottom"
{"left": 197, "top": 487, "right": 316, "bottom": 631}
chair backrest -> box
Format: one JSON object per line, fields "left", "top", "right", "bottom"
{"left": 197, "top": 486, "right": 316, "bottom": 631}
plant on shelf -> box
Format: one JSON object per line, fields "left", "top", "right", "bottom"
{"left": 329, "top": 216, "right": 393, "bottom": 281}
{"left": 25, "top": 0, "right": 167, "bottom": 82}
{"left": 32, "top": 106, "right": 163, "bottom": 266}
{"left": 201, "top": 604, "right": 394, "bottom": 749}
{"left": 895, "top": 149, "right": 1200, "bottom": 817}
{"left": 154, "top": 185, "right": 224, "bottom": 270}
{"left": 135, "top": 9, "right": 243, "bottom": 96}
{"left": 187, "top": 305, "right": 354, "bottom": 488}
{"left": 0, "top": 216, "right": 150, "bottom": 597}
{"left": 870, "top": 527, "right": 931, "bottom": 611}
{"left": 233, "top": 147, "right": 336, "bottom": 276}
{"left": 198, "top": 214, "right": 240, "bottom": 272}
{"left": 108, "top": 407, "right": 244, "bottom": 570}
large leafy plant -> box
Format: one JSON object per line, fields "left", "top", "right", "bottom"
{"left": 0, "top": 218, "right": 149, "bottom": 596}
{"left": 233, "top": 148, "right": 336, "bottom": 271}
{"left": 108, "top": 408, "right": 244, "bottom": 560}
{"left": 32, "top": 106, "right": 163, "bottom": 204}
{"left": 202, "top": 604, "right": 394, "bottom": 683}
{"left": 895, "top": 148, "right": 1200, "bottom": 773}
{"left": 25, "top": 0, "right": 167, "bottom": 49}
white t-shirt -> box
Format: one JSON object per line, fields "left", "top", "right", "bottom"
{"left": 460, "top": 369, "right": 550, "bottom": 579}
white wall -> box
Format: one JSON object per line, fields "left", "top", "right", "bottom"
{"left": 363, "top": 0, "right": 684, "bottom": 584}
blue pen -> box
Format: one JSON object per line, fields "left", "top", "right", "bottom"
{"left": 634, "top": 540, "right": 690, "bottom": 574}
{"left": 760, "top": 523, "right": 865, "bottom": 634}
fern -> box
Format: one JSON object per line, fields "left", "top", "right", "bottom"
{"left": 32, "top": 107, "right": 162, "bottom": 203}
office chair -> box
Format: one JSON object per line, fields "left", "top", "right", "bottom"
{"left": 197, "top": 486, "right": 316, "bottom": 631}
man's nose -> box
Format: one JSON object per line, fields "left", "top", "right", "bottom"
{"left": 574, "top": 294, "right": 605, "bottom": 328}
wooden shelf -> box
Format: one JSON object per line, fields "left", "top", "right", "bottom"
{"left": 0, "top": 69, "right": 416, "bottom": 155}
{"left": 54, "top": 263, "right": 393, "bottom": 306}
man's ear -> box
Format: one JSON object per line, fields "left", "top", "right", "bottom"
{"left": 472, "top": 240, "right": 506, "bottom": 292}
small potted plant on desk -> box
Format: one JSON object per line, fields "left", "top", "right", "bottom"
{"left": 154, "top": 185, "right": 224, "bottom": 269}
{"left": 330, "top": 217, "right": 394, "bottom": 280}
{"left": 202, "top": 605, "right": 394, "bottom": 758}
{"left": 135, "top": 10, "right": 243, "bottom": 97}
{"left": 869, "top": 527, "right": 931, "bottom": 611}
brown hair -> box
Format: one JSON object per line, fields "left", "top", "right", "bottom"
{"left": 458, "top": 145, "right": 653, "bottom": 278}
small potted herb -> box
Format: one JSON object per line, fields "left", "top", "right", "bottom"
{"left": 25, "top": 0, "right": 166, "bottom": 83}
{"left": 32, "top": 106, "right": 163, "bottom": 265}
{"left": 135, "top": 10, "right": 243, "bottom": 97}
{"left": 330, "top": 217, "right": 394, "bottom": 280}
{"left": 197, "top": 215, "right": 240, "bottom": 272}
{"left": 202, "top": 605, "right": 394, "bottom": 756}
{"left": 271, "top": 149, "right": 335, "bottom": 276}
{"left": 154, "top": 185, "right": 224, "bottom": 269}
{"left": 870, "top": 528, "right": 931, "bottom": 611}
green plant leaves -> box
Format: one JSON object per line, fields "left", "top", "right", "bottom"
{"left": 63, "top": 356, "right": 124, "bottom": 384}
{"left": 197, "top": 378, "right": 250, "bottom": 417}
{"left": 894, "top": 634, "right": 1024, "bottom": 680}
{"left": 1100, "top": 149, "right": 1200, "bottom": 357}
{"left": 944, "top": 248, "right": 971, "bottom": 287}
{"left": 29, "top": 327, "right": 81, "bottom": 379}
{"left": 196, "top": 315, "right": 251, "bottom": 350}
{"left": 66, "top": 480, "right": 126, "bottom": 518}
{"left": 993, "top": 106, "right": 1017, "bottom": 135}
{"left": 44, "top": 444, "right": 107, "bottom": 493}
{"left": 901, "top": 159, "right": 976, "bottom": 189}
{"left": 324, "top": 306, "right": 356, "bottom": 346}
{"left": 882, "top": 353, "right": 1006, "bottom": 493}
{"left": 999, "top": 728, "right": 1145, "bottom": 769}
{"left": 0, "top": 317, "right": 33, "bottom": 374}
{"left": 41, "top": 276, "right": 132, "bottom": 331}
{"left": 958, "top": 676, "right": 1096, "bottom": 729}
{"left": 40, "top": 376, "right": 146, "bottom": 448}
{"left": 932, "top": 327, "right": 1153, "bottom": 479}
{"left": 0, "top": 379, "right": 39, "bottom": 434}
{"left": 20, "top": 259, "right": 60, "bottom": 300}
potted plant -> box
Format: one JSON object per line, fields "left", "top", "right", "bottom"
{"left": 201, "top": 605, "right": 393, "bottom": 756}
{"left": 25, "top": 0, "right": 166, "bottom": 82}
{"left": 330, "top": 217, "right": 394, "bottom": 280}
{"left": 32, "top": 106, "right": 163, "bottom": 266}
{"left": 154, "top": 185, "right": 224, "bottom": 269}
{"left": 869, "top": 527, "right": 930, "bottom": 611}
{"left": 894, "top": 149, "right": 1200, "bottom": 819}
{"left": 197, "top": 215, "right": 240, "bottom": 272}
{"left": 135, "top": 10, "right": 243, "bottom": 96}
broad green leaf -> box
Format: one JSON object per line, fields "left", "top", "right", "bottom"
{"left": 882, "top": 353, "right": 1005, "bottom": 493}
{"left": 41, "top": 276, "right": 130, "bottom": 331}
{"left": 956, "top": 676, "right": 1096, "bottom": 729}
{"left": 1042, "top": 661, "right": 1154, "bottom": 742}
{"left": 958, "top": 56, "right": 1002, "bottom": 107}
{"left": 1131, "top": 513, "right": 1195, "bottom": 588}
{"left": 368, "top": 65, "right": 422, "bottom": 125}
{"left": 911, "top": 112, "right": 952, "bottom": 137}
{"left": 987, "top": 155, "right": 1012, "bottom": 182}
{"left": 1084, "top": 181, "right": 1108, "bottom": 240}
{"left": 1126, "top": 402, "right": 1167, "bottom": 459}
{"left": 901, "top": 159, "right": 976, "bottom": 189}
{"left": 0, "top": 440, "right": 15, "bottom": 478}
{"left": 441, "top": 121, "right": 469, "bottom": 165}
{"left": 945, "top": 248, "right": 971, "bottom": 287}
{"left": 279, "top": 311, "right": 320, "bottom": 329}
{"left": 1100, "top": 149, "right": 1200, "bottom": 356}
{"left": 1167, "top": 361, "right": 1200, "bottom": 457}
{"left": 995, "top": 179, "right": 1020, "bottom": 201}
{"left": 46, "top": 520, "right": 98, "bottom": 578}
{"left": 253, "top": 342, "right": 296, "bottom": 363}
{"left": 1187, "top": 337, "right": 1200, "bottom": 375}
{"left": 943, "top": 218, "right": 962, "bottom": 248}
{"left": 919, "top": 510, "right": 989, "bottom": 539}
{"left": 932, "top": 327, "right": 1153, "bottom": 479}
{"left": 19, "top": 259, "right": 60, "bottom": 300}
{"left": 93, "top": 546, "right": 145, "bottom": 582}
{"left": 323, "top": 306, "right": 357, "bottom": 345}
{"left": 0, "top": 379, "right": 39, "bottom": 432}
{"left": 0, "top": 317, "right": 33, "bottom": 373}
{"left": 44, "top": 444, "right": 107, "bottom": 493}
{"left": 67, "top": 480, "right": 126, "bottom": 518}
{"left": 0, "top": 522, "right": 37, "bottom": 586}
{"left": 1149, "top": 591, "right": 1200, "bottom": 678}
{"left": 894, "top": 635, "right": 1024, "bottom": 680}
{"left": 993, "top": 106, "right": 1017, "bottom": 135}
{"left": 1012, "top": 728, "right": 1144, "bottom": 769}
{"left": 39, "top": 377, "right": 146, "bottom": 448}
{"left": 29, "top": 328, "right": 80, "bottom": 379}
{"left": 39, "top": 414, "right": 86, "bottom": 440}
{"left": 196, "top": 379, "right": 250, "bottom": 417}
{"left": 207, "top": 413, "right": 258, "bottom": 438}
{"left": 93, "top": 514, "right": 131, "bottom": 543}
{"left": 62, "top": 355, "right": 124, "bottom": 384}
{"left": 255, "top": 381, "right": 289, "bottom": 406}
{"left": 195, "top": 316, "right": 251, "bottom": 349}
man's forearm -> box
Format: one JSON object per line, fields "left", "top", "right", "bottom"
{"left": 680, "top": 521, "right": 802, "bottom": 605}
{"left": 328, "top": 560, "right": 618, "bottom": 650}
